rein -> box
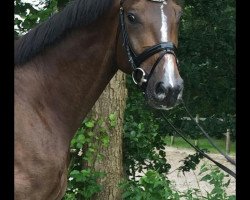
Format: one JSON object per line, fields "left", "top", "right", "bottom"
{"left": 160, "top": 101, "right": 236, "bottom": 178}
{"left": 181, "top": 100, "right": 236, "bottom": 166}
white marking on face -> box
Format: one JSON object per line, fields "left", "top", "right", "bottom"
{"left": 160, "top": 4, "right": 168, "bottom": 42}
{"left": 162, "top": 54, "right": 175, "bottom": 88}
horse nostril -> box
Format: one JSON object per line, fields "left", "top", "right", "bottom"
{"left": 155, "top": 82, "right": 167, "bottom": 96}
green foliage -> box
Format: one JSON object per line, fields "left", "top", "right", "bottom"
{"left": 63, "top": 116, "right": 115, "bottom": 200}
{"left": 178, "top": 151, "right": 205, "bottom": 173}
{"left": 109, "top": 113, "right": 117, "bottom": 127}
{"left": 119, "top": 170, "right": 180, "bottom": 200}
{"left": 14, "top": 0, "right": 59, "bottom": 37}
{"left": 65, "top": 169, "right": 105, "bottom": 200}
{"left": 120, "top": 164, "right": 235, "bottom": 200}
{"left": 176, "top": 115, "right": 236, "bottom": 140}
{"left": 124, "top": 77, "right": 171, "bottom": 180}
{"left": 199, "top": 164, "right": 236, "bottom": 200}
{"left": 178, "top": 0, "right": 235, "bottom": 116}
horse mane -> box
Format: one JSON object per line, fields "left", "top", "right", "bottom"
{"left": 14, "top": 0, "right": 114, "bottom": 66}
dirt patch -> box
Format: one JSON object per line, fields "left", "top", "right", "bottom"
{"left": 164, "top": 147, "right": 235, "bottom": 196}
{"left": 135, "top": 147, "right": 236, "bottom": 197}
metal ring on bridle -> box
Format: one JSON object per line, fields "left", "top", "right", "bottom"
{"left": 132, "top": 68, "right": 147, "bottom": 86}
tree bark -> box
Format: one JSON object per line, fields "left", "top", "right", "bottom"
{"left": 88, "top": 71, "right": 127, "bottom": 200}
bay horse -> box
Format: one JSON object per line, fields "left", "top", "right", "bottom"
{"left": 14, "top": 0, "right": 183, "bottom": 199}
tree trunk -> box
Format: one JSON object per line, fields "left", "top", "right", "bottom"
{"left": 88, "top": 71, "right": 127, "bottom": 200}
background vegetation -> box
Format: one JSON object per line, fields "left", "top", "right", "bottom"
{"left": 123, "top": 0, "right": 235, "bottom": 177}
{"left": 15, "top": 0, "right": 235, "bottom": 199}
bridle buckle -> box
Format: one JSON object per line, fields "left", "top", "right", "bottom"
{"left": 132, "top": 68, "right": 147, "bottom": 86}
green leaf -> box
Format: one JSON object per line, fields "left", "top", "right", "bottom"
{"left": 199, "top": 164, "right": 208, "bottom": 175}
{"left": 200, "top": 174, "right": 211, "bottom": 182}
{"left": 109, "top": 113, "right": 116, "bottom": 121}
{"left": 109, "top": 113, "right": 117, "bottom": 127}
{"left": 228, "top": 195, "right": 236, "bottom": 200}
{"left": 76, "top": 134, "right": 85, "bottom": 144}
{"left": 87, "top": 131, "right": 94, "bottom": 137}
{"left": 101, "top": 135, "right": 110, "bottom": 147}
{"left": 122, "top": 191, "right": 133, "bottom": 199}
{"left": 224, "top": 179, "right": 231, "bottom": 187}
{"left": 85, "top": 120, "right": 95, "bottom": 128}
{"left": 70, "top": 170, "right": 80, "bottom": 176}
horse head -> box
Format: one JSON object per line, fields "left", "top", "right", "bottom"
{"left": 116, "top": 0, "right": 183, "bottom": 110}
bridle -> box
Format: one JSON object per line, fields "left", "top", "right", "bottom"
{"left": 119, "top": 0, "right": 179, "bottom": 91}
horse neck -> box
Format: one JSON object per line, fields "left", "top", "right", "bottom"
{"left": 15, "top": 7, "right": 120, "bottom": 139}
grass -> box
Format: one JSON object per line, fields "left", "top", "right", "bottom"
{"left": 163, "top": 135, "right": 236, "bottom": 156}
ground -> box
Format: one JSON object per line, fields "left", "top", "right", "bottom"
{"left": 135, "top": 146, "right": 236, "bottom": 197}
{"left": 164, "top": 147, "right": 235, "bottom": 196}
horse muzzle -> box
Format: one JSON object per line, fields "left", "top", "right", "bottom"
{"left": 146, "top": 76, "right": 184, "bottom": 110}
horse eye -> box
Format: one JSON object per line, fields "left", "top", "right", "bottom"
{"left": 127, "top": 13, "right": 136, "bottom": 23}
